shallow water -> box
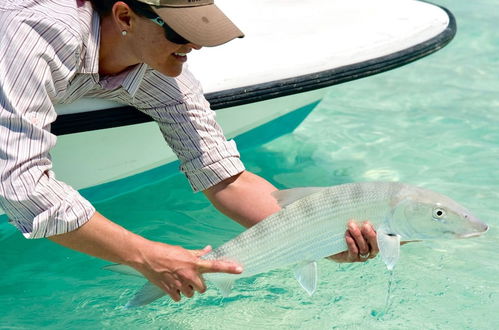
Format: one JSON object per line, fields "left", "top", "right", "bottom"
{"left": 1, "top": 0, "right": 498, "bottom": 329}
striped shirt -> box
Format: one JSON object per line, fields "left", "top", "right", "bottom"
{"left": 0, "top": 0, "right": 245, "bottom": 239}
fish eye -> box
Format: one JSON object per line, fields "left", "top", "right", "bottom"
{"left": 432, "top": 207, "right": 447, "bottom": 221}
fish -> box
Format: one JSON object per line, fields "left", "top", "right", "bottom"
{"left": 105, "top": 181, "right": 488, "bottom": 307}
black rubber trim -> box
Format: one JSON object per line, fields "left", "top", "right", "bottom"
{"left": 52, "top": 6, "right": 456, "bottom": 136}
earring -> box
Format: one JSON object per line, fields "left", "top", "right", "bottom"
{"left": 121, "top": 30, "right": 128, "bottom": 36}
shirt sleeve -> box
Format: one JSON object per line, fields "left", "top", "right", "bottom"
{"left": 0, "top": 13, "right": 95, "bottom": 238}
{"left": 132, "top": 67, "right": 245, "bottom": 192}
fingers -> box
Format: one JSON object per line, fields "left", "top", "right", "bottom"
{"left": 162, "top": 246, "right": 242, "bottom": 302}
{"left": 192, "top": 245, "right": 243, "bottom": 274}
{"left": 361, "top": 222, "right": 379, "bottom": 257}
{"left": 348, "top": 221, "right": 369, "bottom": 257}
{"left": 159, "top": 279, "right": 182, "bottom": 302}
{"left": 345, "top": 230, "right": 359, "bottom": 257}
{"left": 168, "top": 257, "right": 241, "bottom": 301}
{"left": 345, "top": 220, "right": 378, "bottom": 262}
{"left": 189, "top": 274, "right": 207, "bottom": 294}
{"left": 159, "top": 275, "right": 204, "bottom": 302}
{"left": 197, "top": 258, "right": 243, "bottom": 274}
{"left": 179, "top": 284, "right": 195, "bottom": 298}
{"left": 169, "top": 289, "right": 181, "bottom": 302}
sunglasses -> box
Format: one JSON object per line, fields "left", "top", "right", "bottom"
{"left": 129, "top": 1, "right": 191, "bottom": 45}
{"left": 150, "top": 16, "right": 191, "bottom": 45}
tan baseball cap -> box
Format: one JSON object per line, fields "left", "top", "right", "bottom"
{"left": 136, "top": 0, "right": 244, "bottom": 47}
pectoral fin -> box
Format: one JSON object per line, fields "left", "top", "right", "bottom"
{"left": 377, "top": 229, "right": 401, "bottom": 271}
{"left": 294, "top": 261, "right": 318, "bottom": 296}
{"left": 126, "top": 282, "right": 166, "bottom": 308}
{"left": 209, "top": 278, "right": 235, "bottom": 297}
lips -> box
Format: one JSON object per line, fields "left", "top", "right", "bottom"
{"left": 173, "top": 52, "right": 188, "bottom": 62}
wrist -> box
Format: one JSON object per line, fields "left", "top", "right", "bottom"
{"left": 121, "top": 233, "right": 153, "bottom": 268}
{"left": 122, "top": 235, "right": 177, "bottom": 276}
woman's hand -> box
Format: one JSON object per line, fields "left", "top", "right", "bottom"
{"left": 131, "top": 243, "right": 243, "bottom": 302}
{"left": 328, "top": 220, "right": 379, "bottom": 263}
{"left": 49, "top": 212, "right": 243, "bottom": 302}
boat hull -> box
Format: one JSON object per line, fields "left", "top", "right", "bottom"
{"left": 0, "top": 0, "right": 456, "bottom": 216}
{"left": 52, "top": 88, "right": 328, "bottom": 192}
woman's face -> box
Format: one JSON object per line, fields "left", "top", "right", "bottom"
{"left": 126, "top": 14, "right": 201, "bottom": 77}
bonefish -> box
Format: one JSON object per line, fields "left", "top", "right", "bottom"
{"left": 106, "top": 182, "right": 488, "bottom": 307}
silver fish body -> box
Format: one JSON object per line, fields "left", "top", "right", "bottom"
{"left": 106, "top": 182, "right": 488, "bottom": 307}
{"left": 202, "top": 182, "right": 487, "bottom": 285}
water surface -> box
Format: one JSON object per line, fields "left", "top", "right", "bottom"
{"left": 1, "top": 0, "right": 498, "bottom": 328}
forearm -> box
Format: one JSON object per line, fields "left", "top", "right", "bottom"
{"left": 204, "top": 171, "right": 382, "bottom": 264}
{"left": 48, "top": 211, "right": 242, "bottom": 302}
{"left": 203, "top": 171, "right": 281, "bottom": 228}
{"left": 48, "top": 211, "right": 149, "bottom": 267}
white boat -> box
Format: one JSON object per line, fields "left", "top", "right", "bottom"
{"left": 3, "top": 0, "right": 456, "bottom": 213}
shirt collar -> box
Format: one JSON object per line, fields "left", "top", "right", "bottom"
{"left": 79, "top": 7, "right": 100, "bottom": 75}
{"left": 120, "top": 63, "right": 148, "bottom": 96}
{"left": 99, "top": 64, "right": 148, "bottom": 96}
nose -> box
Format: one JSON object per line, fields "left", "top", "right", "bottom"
{"left": 470, "top": 215, "right": 488, "bottom": 233}
{"left": 189, "top": 43, "right": 202, "bottom": 50}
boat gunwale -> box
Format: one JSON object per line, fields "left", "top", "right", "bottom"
{"left": 51, "top": 5, "right": 456, "bottom": 136}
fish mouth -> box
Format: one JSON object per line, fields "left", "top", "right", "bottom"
{"left": 457, "top": 232, "right": 481, "bottom": 238}
{"left": 456, "top": 225, "right": 489, "bottom": 239}
{"left": 457, "top": 215, "right": 489, "bottom": 238}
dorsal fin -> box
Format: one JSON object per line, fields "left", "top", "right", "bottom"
{"left": 271, "top": 187, "right": 325, "bottom": 208}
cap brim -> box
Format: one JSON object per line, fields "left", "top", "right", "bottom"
{"left": 154, "top": 5, "right": 244, "bottom": 47}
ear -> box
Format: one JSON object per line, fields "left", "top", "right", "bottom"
{"left": 111, "top": 1, "right": 134, "bottom": 32}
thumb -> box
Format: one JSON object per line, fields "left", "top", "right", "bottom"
{"left": 192, "top": 245, "right": 212, "bottom": 257}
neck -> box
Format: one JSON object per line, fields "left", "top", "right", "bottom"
{"left": 98, "top": 16, "right": 139, "bottom": 76}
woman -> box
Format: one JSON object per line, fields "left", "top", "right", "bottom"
{"left": 0, "top": 0, "right": 378, "bottom": 303}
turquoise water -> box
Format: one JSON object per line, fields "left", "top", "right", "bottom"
{"left": 1, "top": 0, "right": 498, "bottom": 328}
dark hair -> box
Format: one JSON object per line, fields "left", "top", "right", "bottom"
{"left": 88, "top": 0, "right": 154, "bottom": 18}
{"left": 88, "top": 0, "right": 191, "bottom": 44}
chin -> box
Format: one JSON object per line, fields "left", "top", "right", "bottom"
{"left": 164, "top": 70, "right": 182, "bottom": 77}
{"left": 160, "top": 65, "right": 184, "bottom": 78}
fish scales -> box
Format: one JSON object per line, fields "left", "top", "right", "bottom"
{"left": 107, "top": 181, "right": 488, "bottom": 307}
{"left": 203, "top": 182, "right": 404, "bottom": 281}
